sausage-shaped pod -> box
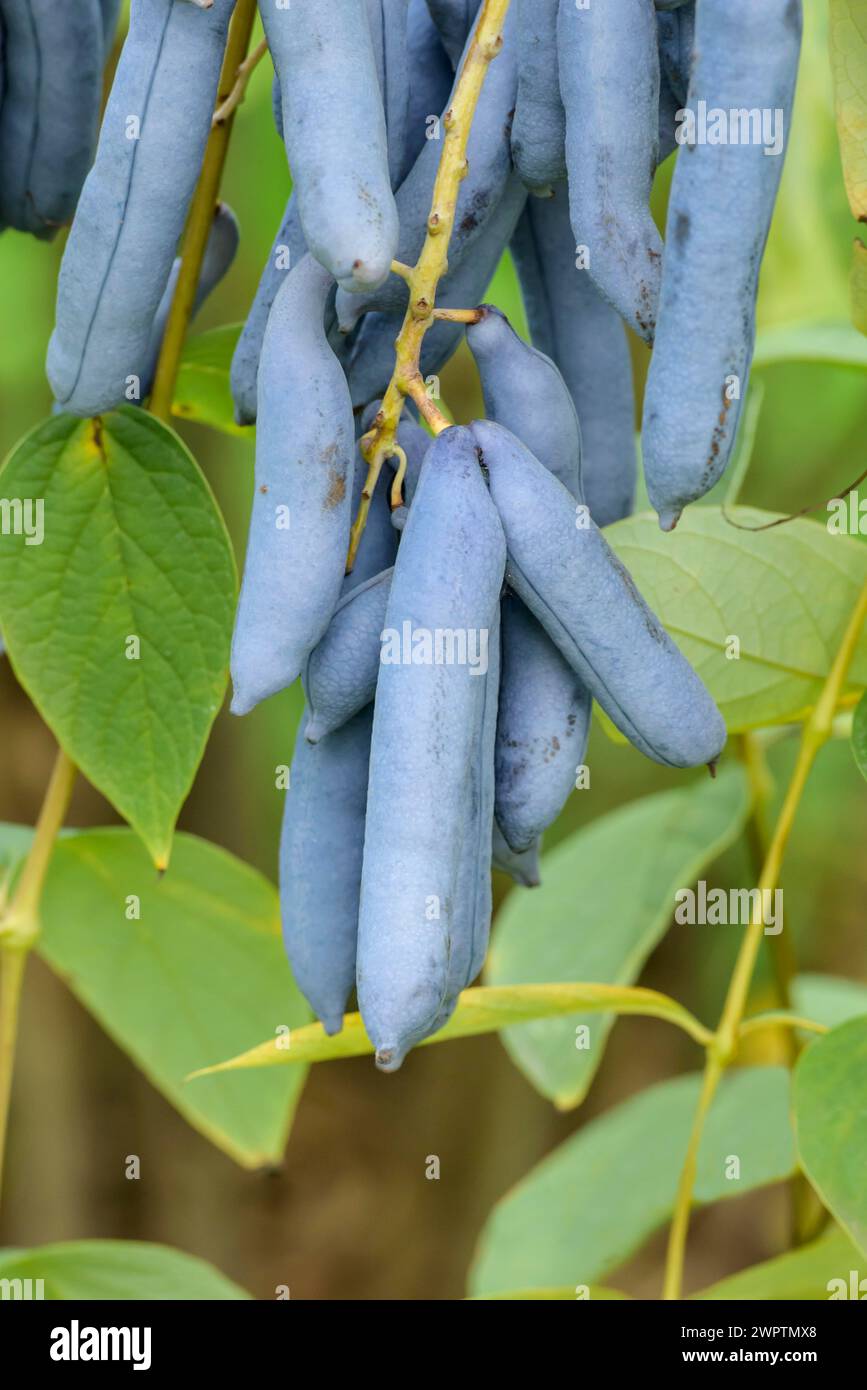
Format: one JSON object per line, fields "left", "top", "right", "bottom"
{"left": 364, "top": 0, "right": 411, "bottom": 187}
{"left": 467, "top": 305, "right": 592, "bottom": 851}
{"left": 231, "top": 254, "right": 355, "bottom": 715}
{"left": 558, "top": 0, "right": 662, "bottom": 344}
{"left": 642, "top": 0, "right": 802, "bottom": 529}
{"left": 0, "top": 0, "right": 103, "bottom": 239}
{"left": 511, "top": 0, "right": 565, "bottom": 194}
{"left": 492, "top": 821, "right": 541, "bottom": 889}
{"left": 426, "top": 0, "right": 481, "bottom": 67}
{"left": 230, "top": 194, "right": 308, "bottom": 427}
{"left": 304, "top": 568, "right": 393, "bottom": 745}
{"left": 357, "top": 427, "right": 506, "bottom": 1070}
{"left": 403, "top": 0, "right": 454, "bottom": 175}
{"left": 335, "top": 2, "right": 518, "bottom": 332}
{"left": 280, "top": 706, "right": 373, "bottom": 1036}
{"left": 472, "top": 419, "right": 727, "bottom": 769}
{"left": 262, "top": 0, "right": 398, "bottom": 292}
{"left": 47, "top": 0, "right": 235, "bottom": 415}
{"left": 509, "top": 186, "right": 637, "bottom": 528}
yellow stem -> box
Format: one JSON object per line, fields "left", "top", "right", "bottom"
{"left": 662, "top": 576, "right": 867, "bottom": 1300}
{"left": 432, "top": 306, "right": 484, "bottom": 323}
{"left": 0, "top": 747, "right": 76, "bottom": 1210}
{"left": 346, "top": 0, "right": 511, "bottom": 571}
{"left": 737, "top": 1012, "right": 828, "bottom": 1040}
{"left": 148, "top": 0, "right": 259, "bottom": 422}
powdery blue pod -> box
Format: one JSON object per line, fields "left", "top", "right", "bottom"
{"left": 510, "top": 186, "right": 637, "bottom": 527}
{"left": 642, "top": 0, "right": 802, "bottom": 530}
{"left": 558, "top": 0, "right": 662, "bottom": 344}
{"left": 142, "top": 201, "right": 239, "bottom": 399}
{"left": 262, "top": 0, "right": 398, "bottom": 292}
{"left": 0, "top": 0, "right": 103, "bottom": 239}
{"left": 496, "top": 594, "right": 591, "bottom": 853}
{"left": 347, "top": 172, "right": 527, "bottom": 409}
{"left": 472, "top": 419, "right": 727, "bottom": 769}
{"left": 280, "top": 706, "right": 374, "bottom": 1035}
{"left": 364, "top": 0, "right": 411, "bottom": 187}
{"left": 467, "top": 303, "right": 583, "bottom": 499}
{"left": 467, "top": 303, "right": 592, "bottom": 851}
{"left": 303, "top": 568, "right": 392, "bottom": 744}
{"left": 434, "top": 605, "right": 500, "bottom": 1017}
{"left": 492, "top": 821, "right": 541, "bottom": 889}
{"left": 334, "top": 1, "right": 518, "bottom": 333}
{"left": 231, "top": 255, "right": 355, "bottom": 715}
{"left": 230, "top": 194, "right": 308, "bottom": 427}
{"left": 403, "top": 0, "right": 454, "bottom": 174}
{"left": 658, "top": 64, "right": 681, "bottom": 165}
{"left": 47, "top": 0, "right": 235, "bottom": 415}
{"left": 357, "top": 427, "right": 506, "bottom": 1070}
{"left": 511, "top": 0, "right": 565, "bottom": 194}
{"left": 426, "top": 0, "right": 481, "bottom": 67}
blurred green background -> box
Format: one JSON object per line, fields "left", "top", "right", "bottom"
{"left": 1, "top": 2, "right": 865, "bottom": 1299}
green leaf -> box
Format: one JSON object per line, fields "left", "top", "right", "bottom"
{"left": 173, "top": 324, "right": 249, "bottom": 438}
{"left": 36, "top": 828, "right": 310, "bottom": 1169}
{"left": 851, "top": 690, "right": 867, "bottom": 778}
{"left": 692, "top": 1226, "right": 863, "bottom": 1301}
{"left": 0, "top": 410, "right": 236, "bottom": 867}
{"left": 794, "top": 1017, "right": 867, "bottom": 1256}
{"left": 828, "top": 0, "right": 867, "bottom": 221}
{"left": 469, "top": 1067, "right": 796, "bottom": 1296}
{"left": 486, "top": 768, "right": 749, "bottom": 1109}
{"left": 607, "top": 507, "right": 867, "bottom": 734}
{"left": 753, "top": 319, "right": 867, "bottom": 371}
{"left": 793, "top": 972, "right": 867, "bottom": 1029}
{"left": 0, "top": 1240, "right": 250, "bottom": 1300}
{"left": 189, "top": 983, "right": 710, "bottom": 1078}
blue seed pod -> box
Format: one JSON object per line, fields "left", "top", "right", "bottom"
{"left": 496, "top": 594, "right": 591, "bottom": 852}
{"left": 47, "top": 0, "right": 235, "bottom": 415}
{"left": 642, "top": 0, "right": 802, "bottom": 529}
{"left": 0, "top": 0, "right": 104, "bottom": 239}
{"left": 558, "top": 0, "right": 662, "bottom": 344}
{"left": 304, "top": 567, "right": 393, "bottom": 744}
{"left": 441, "top": 604, "right": 501, "bottom": 1008}
{"left": 335, "top": 1, "right": 518, "bottom": 333}
{"left": 472, "top": 419, "right": 727, "bottom": 769}
{"left": 231, "top": 254, "right": 355, "bottom": 715}
{"left": 347, "top": 172, "right": 527, "bottom": 409}
{"left": 658, "top": 63, "right": 681, "bottom": 165}
{"left": 142, "top": 201, "right": 239, "bottom": 399}
{"left": 511, "top": 0, "right": 565, "bottom": 194}
{"left": 509, "top": 186, "right": 637, "bottom": 527}
{"left": 492, "top": 820, "right": 541, "bottom": 889}
{"left": 364, "top": 0, "right": 411, "bottom": 187}
{"left": 467, "top": 303, "right": 592, "bottom": 851}
{"left": 280, "top": 706, "right": 374, "bottom": 1036}
{"left": 403, "top": 0, "right": 454, "bottom": 175}
{"left": 263, "top": 0, "right": 398, "bottom": 292}
{"left": 230, "top": 194, "right": 308, "bottom": 427}
{"left": 426, "top": 0, "right": 481, "bottom": 67}
{"left": 357, "top": 427, "right": 506, "bottom": 1070}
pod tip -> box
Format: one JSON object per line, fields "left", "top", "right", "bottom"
{"left": 374, "top": 1044, "right": 405, "bottom": 1074}
{"left": 707, "top": 759, "right": 719, "bottom": 780}
{"left": 321, "top": 1014, "right": 344, "bottom": 1037}
{"left": 657, "top": 508, "right": 682, "bottom": 533}
{"left": 304, "top": 718, "right": 324, "bottom": 745}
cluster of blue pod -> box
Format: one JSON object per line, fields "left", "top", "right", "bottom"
{"left": 36, "top": 1, "right": 803, "bottom": 1067}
